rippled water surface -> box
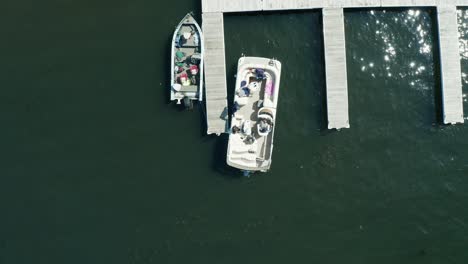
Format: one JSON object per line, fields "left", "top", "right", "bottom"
{"left": 1, "top": 2, "right": 468, "bottom": 263}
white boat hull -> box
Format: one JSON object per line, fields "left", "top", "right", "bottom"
{"left": 226, "top": 57, "right": 282, "bottom": 173}
{"left": 170, "top": 13, "right": 204, "bottom": 105}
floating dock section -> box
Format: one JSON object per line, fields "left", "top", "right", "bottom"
{"left": 437, "top": 4, "right": 464, "bottom": 124}
{"left": 202, "top": 0, "right": 466, "bottom": 133}
{"left": 323, "top": 8, "right": 350, "bottom": 129}
{"left": 202, "top": 12, "right": 229, "bottom": 135}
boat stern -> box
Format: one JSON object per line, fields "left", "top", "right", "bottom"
{"left": 226, "top": 134, "right": 271, "bottom": 173}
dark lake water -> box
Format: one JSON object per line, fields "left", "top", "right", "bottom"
{"left": 1, "top": 1, "right": 468, "bottom": 263}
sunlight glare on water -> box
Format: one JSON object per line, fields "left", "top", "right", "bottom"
{"left": 354, "top": 9, "right": 433, "bottom": 91}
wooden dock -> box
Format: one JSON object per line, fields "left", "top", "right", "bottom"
{"left": 204, "top": 1, "right": 468, "bottom": 11}
{"left": 202, "top": 0, "right": 466, "bottom": 132}
{"left": 323, "top": 8, "right": 350, "bottom": 129}
{"left": 202, "top": 12, "right": 229, "bottom": 135}
{"left": 437, "top": 4, "right": 464, "bottom": 124}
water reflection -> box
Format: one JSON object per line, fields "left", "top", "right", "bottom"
{"left": 457, "top": 9, "right": 468, "bottom": 107}
{"left": 458, "top": 9, "right": 468, "bottom": 61}
{"left": 351, "top": 9, "right": 434, "bottom": 92}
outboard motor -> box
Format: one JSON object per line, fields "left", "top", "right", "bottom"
{"left": 242, "top": 170, "right": 251, "bottom": 177}
{"left": 183, "top": 96, "right": 193, "bottom": 110}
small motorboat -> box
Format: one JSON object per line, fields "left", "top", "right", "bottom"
{"left": 226, "top": 57, "right": 282, "bottom": 174}
{"left": 170, "top": 13, "right": 204, "bottom": 109}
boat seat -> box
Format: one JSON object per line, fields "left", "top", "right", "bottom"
{"left": 230, "top": 154, "right": 257, "bottom": 162}
{"left": 231, "top": 149, "right": 257, "bottom": 155}
{"left": 176, "top": 51, "right": 186, "bottom": 62}
{"left": 263, "top": 98, "right": 274, "bottom": 108}
{"left": 234, "top": 113, "right": 244, "bottom": 120}
{"left": 179, "top": 85, "right": 198, "bottom": 92}
{"left": 236, "top": 97, "right": 249, "bottom": 106}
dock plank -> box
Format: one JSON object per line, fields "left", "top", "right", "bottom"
{"left": 202, "top": 12, "right": 229, "bottom": 135}
{"left": 323, "top": 8, "right": 350, "bottom": 129}
{"left": 263, "top": 0, "right": 326, "bottom": 10}
{"left": 380, "top": 0, "right": 436, "bottom": 7}
{"left": 437, "top": 4, "right": 464, "bottom": 124}
{"left": 342, "top": 0, "right": 381, "bottom": 8}
{"left": 202, "top": 0, "right": 263, "bottom": 13}
{"left": 204, "top": 0, "right": 468, "bottom": 12}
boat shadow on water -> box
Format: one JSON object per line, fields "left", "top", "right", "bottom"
{"left": 197, "top": 101, "right": 239, "bottom": 177}
{"left": 211, "top": 134, "right": 241, "bottom": 177}
{"left": 163, "top": 35, "right": 173, "bottom": 105}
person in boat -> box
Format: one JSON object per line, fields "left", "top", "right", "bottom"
{"left": 244, "top": 135, "right": 255, "bottom": 145}
{"left": 232, "top": 101, "right": 240, "bottom": 113}
{"left": 237, "top": 87, "right": 250, "bottom": 97}
{"left": 190, "top": 65, "right": 198, "bottom": 75}
{"left": 176, "top": 50, "right": 185, "bottom": 62}
{"left": 188, "top": 65, "right": 198, "bottom": 85}
{"left": 175, "top": 34, "right": 182, "bottom": 48}
{"left": 180, "top": 72, "right": 191, "bottom": 86}
{"left": 190, "top": 54, "right": 202, "bottom": 65}
{"left": 239, "top": 80, "right": 259, "bottom": 95}
{"left": 232, "top": 125, "right": 240, "bottom": 134}
{"left": 254, "top": 68, "right": 266, "bottom": 81}
{"left": 259, "top": 119, "right": 272, "bottom": 133}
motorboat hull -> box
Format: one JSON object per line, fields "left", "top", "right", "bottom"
{"left": 226, "top": 57, "right": 282, "bottom": 173}
{"left": 170, "top": 13, "right": 204, "bottom": 105}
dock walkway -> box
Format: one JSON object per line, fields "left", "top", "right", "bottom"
{"left": 323, "top": 8, "right": 350, "bottom": 129}
{"left": 437, "top": 4, "right": 464, "bottom": 124}
{"left": 202, "top": 12, "right": 229, "bottom": 135}
{"left": 202, "top": 0, "right": 466, "bottom": 133}
{"left": 204, "top": 1, "right": 468, "bottom": 11}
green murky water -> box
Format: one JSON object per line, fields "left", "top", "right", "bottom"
{"left": 1, "top": 2, "right": 468, "bottom": 263}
